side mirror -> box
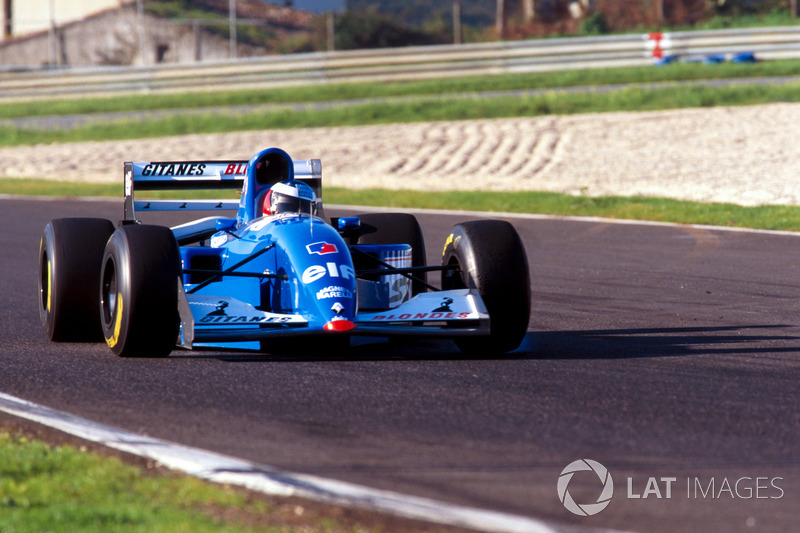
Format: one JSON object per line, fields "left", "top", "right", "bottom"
{"left": 337, "top": 217, "right": 361, "bottom": 232}
{"left": 215, "top": 218, "right": 236, "bottom": 231}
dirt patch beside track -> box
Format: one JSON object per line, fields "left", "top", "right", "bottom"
{"left": 4, "top": 102, "right": 800, "bottom": 206}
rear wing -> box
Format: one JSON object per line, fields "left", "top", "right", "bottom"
{"left": 123, "top": 159, "right": 322, "bottom": 222}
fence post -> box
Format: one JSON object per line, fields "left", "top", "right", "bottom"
{"left": 496, "top": 0, "right": 506, "bottom": 39}
{"left": 327, "top": 11, "right": 335, "bottom": 51}
{"left": 137, "top": 0, "right": 147, "bottom": 65}
{"left": 228, "top": 0, "right": 237, "bottom": 59}
{"left": 453, "top": 1, "right": 462, "bottom": 45}
{"left": 194, "top": 20, "right": 202, "bottom": 61}
{"left": 48, "top": 0, "right": 56, "bottom": 65}
{"left": 523, "top": 0, "right": 535, "bottom": 24}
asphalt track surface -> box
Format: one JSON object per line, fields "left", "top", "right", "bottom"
{"left": 3, "top": 197, "right": 800, "bottom": 532}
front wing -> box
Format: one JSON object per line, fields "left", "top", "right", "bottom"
{"left": 177, "top": 287, "right": 490, "bottom": 349}
{"left": 355, "top": 290, "right": 490, "bottom": 337}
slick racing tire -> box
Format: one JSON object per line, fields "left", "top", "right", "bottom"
{"left": 100, "top": 224, "right": 180, "bottom": 358}
{"left": 39, "top": 217, "right": 115, "bottom": 342}
{"left": 441, "top": 220, "right": 531, "bottom": 354}
{"left": 355, "top": 213, "right": 427, "bottom": 295}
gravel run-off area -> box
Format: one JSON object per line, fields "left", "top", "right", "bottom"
{"left": 2, "top": 102, "right": 799, "bottom": 207}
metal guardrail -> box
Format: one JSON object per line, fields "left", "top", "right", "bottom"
{"left": 1, "top": 26, "right": 799, "bottom": 102}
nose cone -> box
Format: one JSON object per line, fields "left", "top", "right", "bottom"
{"left": 324, "top": 319, "right": 356, "bottom": 332}
{"left": 269, "top": 218, "right": 357, "bottom": 329}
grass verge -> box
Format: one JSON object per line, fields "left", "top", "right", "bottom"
{"left": 5, "top": 179, "right": 800, "bottom": 232}
{"left": 325, "top": 188, "right": 800, "bottom": 232}
{"left": 3, "top": 59, "right": 800, "bottom": 148}
{"left": 0, "top": 429, "right": 339, "bottom": 533}
{"left": 3, "top": 60, "right": 800, "bottom": 120}
{"left": 3, "top": 81, "right": 800, "bottom": 147}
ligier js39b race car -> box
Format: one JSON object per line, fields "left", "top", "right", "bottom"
{"left": 38, "top": 148, "right": 531, "bottom": 357}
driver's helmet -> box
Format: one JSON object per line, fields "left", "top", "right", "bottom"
{"left": 261, "top": 180, "right": 317, "bottom": 216}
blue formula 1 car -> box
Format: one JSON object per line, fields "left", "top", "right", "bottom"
{"left": 38, "top": 148, "right": 531, "bottom": 357}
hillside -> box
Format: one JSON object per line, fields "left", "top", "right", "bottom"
{"left": 4, "top": 0, "right": 790, "bottom": 69}
{"left": 147, "top": 0, "right": 318, "bottom": 53}
{"left": 343, "top": 0, "right": 796, "bottom": 38}
{"left": 145, "top": 0, "right": 797, "bottom": 53}
{"left": 146, "top": 0, "right": 492, "bottom": 51}
{"left": 345, "top": 0, "right": 495, "bottom": 29}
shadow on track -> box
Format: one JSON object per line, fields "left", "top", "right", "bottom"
{"left": 526, "top": 324, "right": 800, "bottom": 360}
{"left": 166, "top": 324, "right": 800, "bottom": 362}
{"left": 169, "top": 335, "right": 533, "bottom": 363}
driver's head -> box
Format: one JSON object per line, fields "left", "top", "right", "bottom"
{"left": 261, "top": 180, "right": 316, "bottom": 216}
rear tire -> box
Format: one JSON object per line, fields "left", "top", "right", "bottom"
{"left": 38, "top": 218, "right": 115, "bottom": 342}
{"left": 355, "top": 213, "right": 427, "bottom": 295}
{"left": 100, "top": 225, "right": 180, "bottom": 357}
{"left": 441, "top": 220, "right": 531, "bottom": 353}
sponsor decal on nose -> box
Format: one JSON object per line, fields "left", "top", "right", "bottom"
{"left": 306, "top": 242, "right": 338, "bottom": 255}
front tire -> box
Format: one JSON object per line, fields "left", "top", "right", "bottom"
{"left": 441, "top": 220, "right": 531, "bottom": 353}
{"left": 100, "top": 225, "right": 180, "bottom": 357}
{"left": 39, "top": 218, "right": 115, "bottom": 342}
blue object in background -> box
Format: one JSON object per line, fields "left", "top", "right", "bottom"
{"left": 259, "top": 0, "right": 345, "bottom": 13}
{"left": 703, "top": 54, "right": 726, "bottom": 64}
{"left": 654, "top": 55, "right": 680, "bottom": 66}
{"left": 731, "top": 52, "right": 757, "bottom": 63}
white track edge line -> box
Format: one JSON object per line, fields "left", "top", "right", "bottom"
{"left": 329, "top": 204, "right": 800, "bottom": 238}
{"left": 0, "top": 391, "right": 571, "bottom": 533}
{"left": 5, "top": 195, "right": 800, "bottom": 238}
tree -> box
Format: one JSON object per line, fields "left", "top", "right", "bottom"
{"left": 334, "top": 10, "right": 445, "bottom": 49}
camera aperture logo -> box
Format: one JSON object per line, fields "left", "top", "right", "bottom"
{"left": 558, "top": 460, "right": 785, "bottom": 517}
{"left": 557, "top": 459, "right": 614, "bottom": 516}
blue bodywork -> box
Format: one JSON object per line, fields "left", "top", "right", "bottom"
{"left": 182, "top": 210, "right": 357, "bottom": 347}
{"left": 124, "top": 147, "right": 490, "bottom": 352}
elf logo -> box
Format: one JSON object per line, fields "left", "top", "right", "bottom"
{"left": 302, "top": 262, "right": 355, "bottom": 284}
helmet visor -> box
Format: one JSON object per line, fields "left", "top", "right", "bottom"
{"left": 272, "top": 194, "right": 315, "bottom": 215}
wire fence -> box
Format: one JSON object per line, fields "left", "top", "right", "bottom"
{"left": 0, "top": 10, "right": 305, "bottom": 69}
{"left": 2, "top": 25, "right": 800, "bottom": 102}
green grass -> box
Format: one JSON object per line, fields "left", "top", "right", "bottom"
{"left": 5, "top": 179, "right": 800, "bottom": 232}
{"left": 3, "top": 80, "right": 800, "bottom": 147}
{"left": 2, "top": 56, "right": 800, "bottom": 148}
{"left": 2, "top": 57, "right": 800, "bottom": 120}
{"left": 0, "top": 430, "right": 346, "bottom": 533}
{"left": 0, "top": 179, "right": 121, "bottom": 198}
{"left": 324, "top": 188, "right": 800, "bottom": 232}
